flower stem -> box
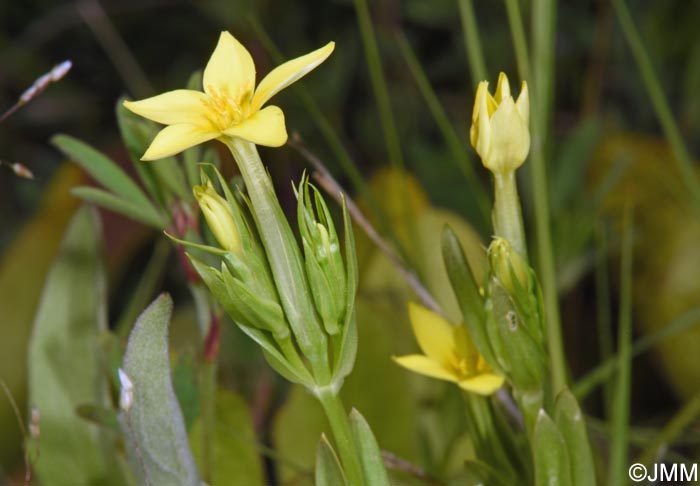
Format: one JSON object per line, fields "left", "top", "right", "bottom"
{"left": 224, "top": 138, "right": 331, "bottom": 385}
{"left": 492, "top": 171, "right": 527, "bottom": 257}
{"left": 316, "top": 387, "right": 365, "bottom": 486}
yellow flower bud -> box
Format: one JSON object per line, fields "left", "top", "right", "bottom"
{"left": 470, "top": 72, "right": 530, "bottom": 174}
{"left": 193, "top": 183, "right": 241, "bottom": 255}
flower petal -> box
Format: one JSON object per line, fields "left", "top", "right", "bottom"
{"left": 223, "top": 105, "right": 287, "bottom": 147}
{"left": 203, "top": 32, "right": 255, "bottom": 101}
{"left": 393, "top": 355, "right": 457, "bottom": 382}
{"left": 516, "top": 81, "right": 529, "bottom": 123}
{"left": 123, "top": 90, "right": 211, "bottom": 125}
{"left": 408, "top": 302, "right": 455, "bottom": 364}
{"left": 486, "top": 95, "right": 530, "bottom": 171}
{"left": 457, "top": 373, "right": 505, "bottom": 395}
{"left": 142, "top": 124, "right": 218, "bottom": 160}
{"left": 494, "top": 72, "right": 511, "bottom": 103}
{"left": 252, "top": 42, "right": 335, "bottom": 111}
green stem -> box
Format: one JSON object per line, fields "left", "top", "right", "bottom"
{"left": 608, "top": 203, "right": 634, "bottom": 486}
{"left": 503, "top": 0, "right": 567, "bottom": 395}
{"left": 457, "top": 0, "right": 487, "bottom": 86}
{"left": 224, "top": 138, "right": 331, "bottom": 385}
{"left": 492, "top": 171, "right": 527, "bottom": 256}
{"left": 316, "top": 388, "right": 365, "bottom": 486}
{"left": 395, "top": 31, "right": 490, "bottom": 231}
{"left": 353, "top": 0, "right": 404, "bottom": 170}
{"left": 503, "top": 0, "right": 531, "bottom": 81}
{"left": 611, "top": 0, "right": 700, "bottom": 208}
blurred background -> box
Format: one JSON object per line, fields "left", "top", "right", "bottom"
{"left": 2, "top": 0, "right": 700, "bottom": 483}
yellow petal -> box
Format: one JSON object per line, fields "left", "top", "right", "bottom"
{"left": 516, "top": 81, "right": 529, "bottom": 123}
{"left": 485, "top": 95, "right": 530, "bottom": 172}
{"left": 393, "top": 355, "right": 457, "bottom": 382}
{"left": 203, "top": 32, "right": 255, "bottom": 101}
{"left": 123, "top": 90, "right": 210, "bottom": 125}
{"left": 142, "top": 124, "right": 218, "bottom": 160}
{"left": 223, "top": 105, "right": 287, "bottom": 147}
{"left": 251, "top": 42, "right": 335, "bottom": 112}
{"left": 453, "top": 325, "right": 480, "bottom": 371}
{"left": 457, "top": 372, "right": 505, "bottom": 395}
{"left": 407, "top": 302, "right": 455, "bottom": 364}
{"left": 494, "top": 72, "right": 511, "bottom": 103}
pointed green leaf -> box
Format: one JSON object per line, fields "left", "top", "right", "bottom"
{"left": 349, "top": 409, "right": 390, "bottom": 486}
{"left": 315, "top": 435, "right": 348, "bottom": 486}
{"left": 442, "top": 225, "right": 498, "bottom": 369}
{"left": 119, "top": 294, "right": 200, "bottom": 486}
{"left": 28, "top": 207, "right": 126, "bottom": 485}
{"left": 52, "top": 134, "right": 157, "bottom": 213}
{"left": 554, "top": 389, "right": 596, "bottom": 486}
{"left": 534, "top": 410, "right": 573, "bottom": 486}
{"left": 71, "top": 186, "right": 164, "bottom": 228}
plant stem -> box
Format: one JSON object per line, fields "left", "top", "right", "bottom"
{"left": 316, "top": 388, "right": 365, "bottom": 486}
{"left": 224, "top": 138, "right": 330, "bottom": 385}
{"left": 492, "top": 171, "right": 527, "bottom": 256}
{"left": 353, "top": 0, "right": 404, "bottom": 170}
{"left": 611, "top": 0, "right": 700, "bottom": 208}
{"left": 608, "top": 203, "right": 634, "bottom": 486}
{"left": 503, "top": 0, "right": 567, "bottom": 394}
{"left": 457, "top": 0, "right": 487, "bottom": 87}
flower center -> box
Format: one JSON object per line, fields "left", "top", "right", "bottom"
{"left": 445, "top": 353, "right": 473, "bottom": 380}
{"left": 204, "top": 84, "right": 252, "bottom": 131}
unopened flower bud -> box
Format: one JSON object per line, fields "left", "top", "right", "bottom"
{"left": 470, "top": 72, "right": 530, "bottom": 174}
{"left": 193, "top": 182, "right": 241, "bottom": 255}
{"left": 488, "top": 237, "right": 530, "bottom": 296}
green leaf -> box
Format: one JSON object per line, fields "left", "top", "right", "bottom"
{"left": 119, "top": 294, "right": 200, "bottom": 486}
{"left": 28, "top": 207, "right": 126, "bottom": 485}
{"left": 52, "top": 134, "right": 160, "bottom": 217}
{"left": 71, "top": 186, "right": 165, "bottom": 228}
{"left": 189, "top": 389, "right": 265, "bottom": 486}
{"left": 349, "top": 409, "right": 390, "bottom": 486}
{"left": 442, "top": 225, "right": 499, "bottom": 370}
{"left": 553, "top": 389, "right": 595, "bottom": 486}
{"left": 315, "top": 435, "right": 348, "bottom": 486}
{"left": 116, "top": 100, "right": 165, "bottom": 206}
{"left": 533, "top": 410, "right": 572, "bottom": 486}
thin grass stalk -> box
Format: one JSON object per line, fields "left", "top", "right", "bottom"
{"left": 394, "top": 30, "right": 490, "bottom": 228}
{"left": 610, "top": 0, "right": 700, "bottom": 208}
{"left": 608, "top": 203, "right": 634, "bottom": 485}
{"left": 352, "top": 0, "right": 405, "bottom": 170}
{"left": 457, "top": 0, "right": 487, "bottom": 87}
{"left": 594, "top": 223, "right": 614, "bottom": 416}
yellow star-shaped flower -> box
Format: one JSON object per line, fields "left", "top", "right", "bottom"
{"left": 124, "top": 31, "right": 334, "bottom": 160}
{"left": 394, "top": 302, "right": 504, "bottom": 395}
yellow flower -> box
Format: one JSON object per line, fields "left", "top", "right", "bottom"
{"left": 394, "top": 302, "right": 504, "bottom": 395}
{"left": 124, "top": 31, "right": 334, "bottom": 160}
{"left": 193, "top": 182, "right": 241, "bottom": 255}
{"left": 469, "top": 72, "right": 530, "bottom": 174}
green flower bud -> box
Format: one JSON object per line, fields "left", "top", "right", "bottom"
{"left": 297, "top": 178, "right": 347, "bottom": 335}
{"left": 488, "top": 237, "right": 530, "bottom": 296}
{"left": 193, "top": 182, "right": 241, "bottom": 255}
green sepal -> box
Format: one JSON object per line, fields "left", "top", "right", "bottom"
{"left": 315, "top": 435, "right": 348, "bottom": 486}
{"left": 533, "top": 410, "right": 573, "bottom": 486}
{"left": 220, "top": 265, "right": 289, "bottom": 339}
{"left": 486, "top": 277, "right": 547, "bottom": 393}
{"left": 237, "top": 325, "right": 314, "bottom": 387}
{"left": 349, "top": 409, "right": 390, "bottom": 486}
{"left": 441, "top": 225, "right": 500, "bottom": 371}
{"left": 553, "top": 389, "right": 596, "bottom": 486}
{"left": 332, "top": 198, "right": 359, "bottom": 382}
